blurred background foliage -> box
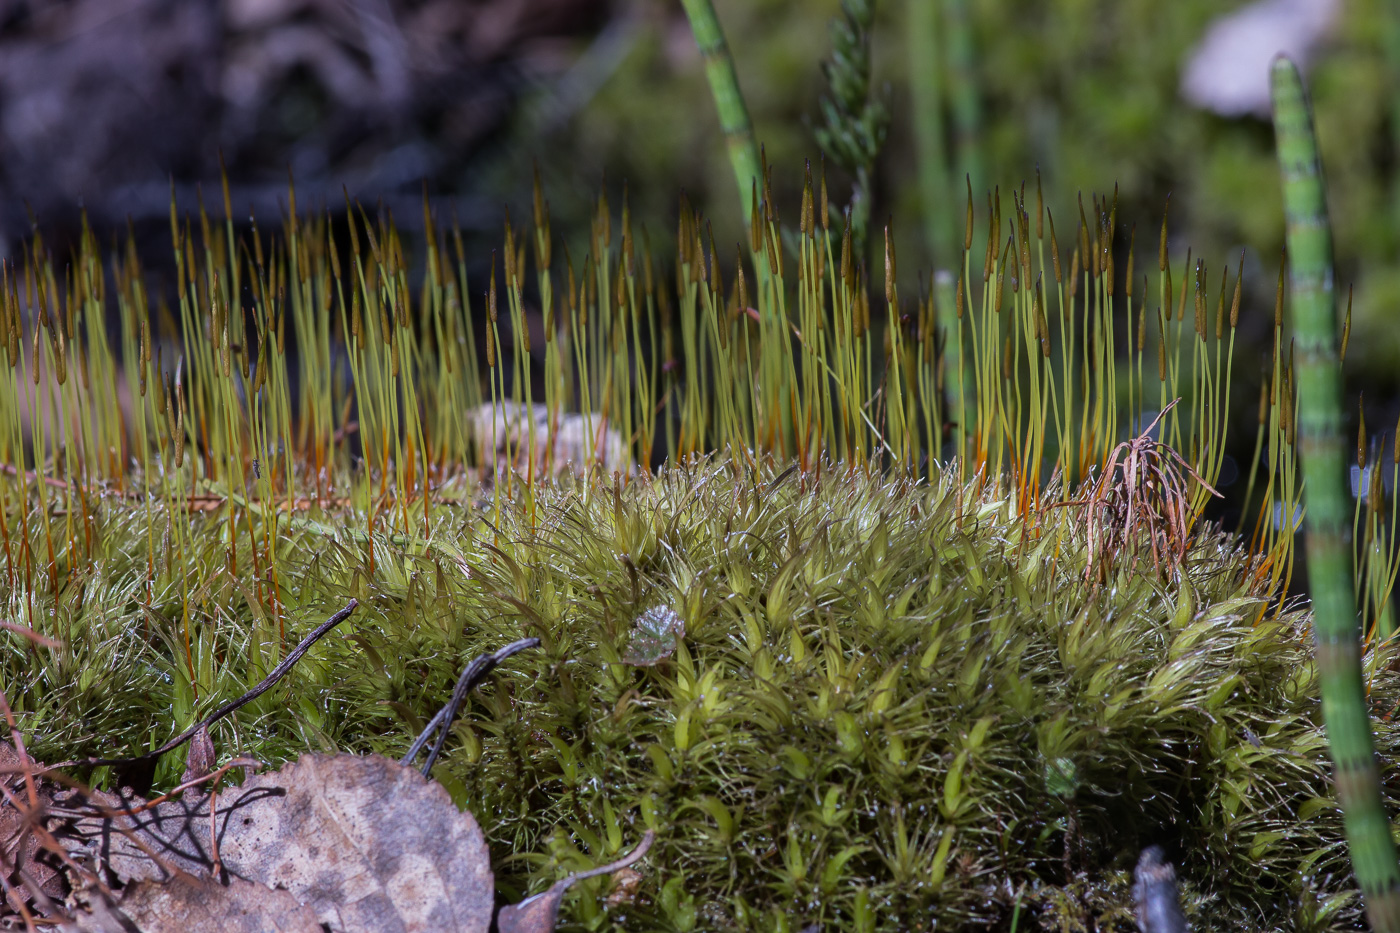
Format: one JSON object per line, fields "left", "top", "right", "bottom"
{"left": 0, "top": 0, "right": 1397, "bottom": 387}
{"left": 557, "top": 0, "right": 1400, "bottom": 387}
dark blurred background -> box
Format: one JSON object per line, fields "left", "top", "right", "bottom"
{"left": 0, "top": 0, "right": 1396, "bottom": 416}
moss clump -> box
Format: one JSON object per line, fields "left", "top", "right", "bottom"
{"left": 0, "top": 134, "right": 1375, "bottom": 924}
{"left": 416, "top": 459, "right": 1386, "bottom": 932}
{"left": 9, "top": 457, "right": 1390, "bottom": 930}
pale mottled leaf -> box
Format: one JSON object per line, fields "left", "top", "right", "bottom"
{"left": 65, "top": 754, "right": 495, "bottom": 933}
{"left": 623, "top": 606, "right": 685, "bottom": 666}
{"left": 71, "top": 875, "right": 322, "bottom": 933}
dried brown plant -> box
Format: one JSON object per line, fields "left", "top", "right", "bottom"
{"left": 1071, "top": 400, "right": 1221, "bottom": 584}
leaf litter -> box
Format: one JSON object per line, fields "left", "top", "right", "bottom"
{"left": 0, "top": 601, "right": 653, "bottom": 933}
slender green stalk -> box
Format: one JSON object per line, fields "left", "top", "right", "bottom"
{"left": 944, "top": 0, "right": 982, "bottom": 195}
{"left": 909, "top": 1, "right": 964, "bottom": 462}
{"left": 909, "top": 0, "right": 951, "bottom": 267}
{"left": 933, "top": 269, "right": 957, "bottom": 462}
{"left": 1386, "top": 9, "right": 1400, "bottom": 241}
{"left": 678, "top": 0, "right": 763, "bottom": 222}
{"left": 1271, "top": 55, "right": 1400, "bottom": 931}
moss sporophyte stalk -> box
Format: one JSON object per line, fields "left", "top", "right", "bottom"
{"left": 0, "top": 154, "right": 1391, "bottom": 929}
{"left": 0, "top": 15, "right": 1394, "bottom": 933}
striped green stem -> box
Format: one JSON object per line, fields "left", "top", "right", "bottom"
{"left": 909, "top": 1, "right": 964, "bottom": 460}
{"left": 1387, "top": 9, "right": 1400, "bottom": 239}
{"left": 944, "top": 0, "right": 982, "bottom": 195}
{"left": 1271, "top": 55, "right": 1400, "bottom": 930}
{"left": 678, "top": 0, "right": 763, "bottom": 222}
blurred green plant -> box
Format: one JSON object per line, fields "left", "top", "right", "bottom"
{"left": 1271, "top": 55, "right": 1400, "bottom": 932}
{"left": 812, "top": 0, "right": 889, "bottom": 257}
{"left": 548, "top": 0, "right": 1398, "bottom": 388}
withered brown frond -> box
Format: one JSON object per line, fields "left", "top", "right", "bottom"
{"left": 1073, "top": 400, "right": 1221, "bottom": 584}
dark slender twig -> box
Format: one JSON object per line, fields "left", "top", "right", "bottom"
{"left": 49, "top": 599, "right": 359, "bottom": 771}
{"left": 88, "top": 758, "right": 263, "bottom": 819}
{"left": 495, "top": 830, "right": 655, "bottom": 933}
{"left": 401, "top": 637, "right": 539, "bottom": 776}
{"left": 551, "top": 828, "right": 654, "bottom": 886}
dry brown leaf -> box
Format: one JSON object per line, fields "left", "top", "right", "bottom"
{"left": 21, "top": 743, "right": 654, "bottom": 933}
{"left": 70, "top": 874, "right": 323, "bottom": 933}
{"left": 65, "top": 754, "right": 495, "bottom": 933}
{"left": 1065, "top": 400, "right": 1221, "bottom": 584}
{"left": 0, "top": 739, "right": 64, "bottom": 915}
{"left": 178, "top": 725, "right": 216, "bottom": 790}
{"left": 603, "top": 867, "right": 643, "bottom": 908}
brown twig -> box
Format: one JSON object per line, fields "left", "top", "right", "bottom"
{"left": 209, "top": 776, "right": 222, "bottom": 880}
{"left": 0, "top": 462, "right": 71, "bottom": 492}
{"left": 88, "top": 757, "right": 262, "bottom": 819}
{"left": 401, "top": 636, "right": 540, "bottom": 776}
{"left": 1, "top": 463, "right": 355, "bottom": 513}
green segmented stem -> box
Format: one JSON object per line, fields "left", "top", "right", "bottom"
{"left": 909, "top": 0, "right": 951, "bottom": 266}
{"left": 909, "top": 2, "right": 964, "bottom": 459}
{"left": 1271, "top": 55, "right": 1400, "bottom": 930}
{"left": 679, "top": 0, "right": 763, "bottom": 222}
{"left": 1387, "top": 9, "right": 1400, "bottom": 238}
{"left": 944, "top": 0, "right": 982, "bottom": 195}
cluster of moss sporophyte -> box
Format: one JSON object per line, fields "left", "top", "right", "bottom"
{"left": 0, "top": 0, "right": 1391, "bottom": 917}
{"left": 0, "top": 97, "right": 1390, "bottom": 930}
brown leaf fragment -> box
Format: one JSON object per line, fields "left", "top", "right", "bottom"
{"left": 124, "top": 874, "right": 322, "bottom": 932}
{"left": 496, "top": 830, "right": 655, "bottom": 933}
{"left": 1, "top": 739, "right": 64, "bottom": 915}
{"left": 71, "top": 874, "right": 322, "bottom": 933}
{"left": 63, "top": 754, "right": 496, "bottom": 933}
{"left": 602, "top": 867, "right": 642, "bottom": 908}
{"left": 179, "top": 726, "right": 216, "bottom": 792}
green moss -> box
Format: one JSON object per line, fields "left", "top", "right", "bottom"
{"left": 7, "top": 458, "right": 1393, "bottom": 930}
